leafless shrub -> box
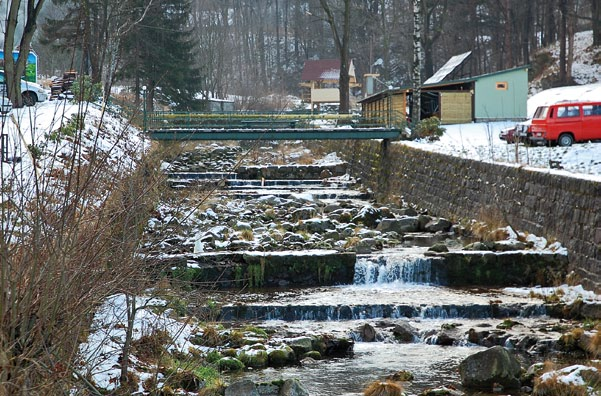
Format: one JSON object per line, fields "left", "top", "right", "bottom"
{"left": 0, "top": 103, "right": 165, "bottom": 394}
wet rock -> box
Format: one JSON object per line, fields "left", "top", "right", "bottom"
{"left": 291, "top": 207, "right": 317, "bottom": 221}
{"left": 387, "top": 370, "right": 414, "bottom": 381}
{"left": 357, "top": 323, "right": 378, "bottom": 342}
{"left": 239, "top": 349, "right": 268, "bottom": 369}
{"left": 301, "top": 351, "right": 321, "bottom": 360}
{"left": 459, "top": 346, "right": 522, "bottom": 390}
{"left": 515, "top": 335, "right": 538, "bottom": 351}
{"left": 351, "top": 205, "right": 382, "bottom": 228}
{"left": 268, "top": 346, "right": 295, "bottom": 367}
{"left": 419, "top": 386, "right": 463, "bottom": 395}
{"left": 279, "top": 378, "right": 310, "bottom": 396}
{"left": 377, "top": 217, "right": 419, "bottom": 233}
{"left": 392, "top": 321, "right": 419, "bottom": 343}
{"left": 284, "top": 232, "right": 305, "bottom": 244}
{"left": 355, "top": 238, "right": 383, "bottom": 254}
{"left": 323, "top": 203, "right": 341, "bottom": 213}
{"left": 225, "top": 379, "right": 259, "bottom": 396}
{"left": 397, "top": 207, "right": 418, "bottom": 216}
{"left": 431, "top": 332, "right": 456, "bottom": 346}
{"left": 297, "top": 218, "right": 335, "bottom": 233}
{"left": 323, "top": 230, "right": 342, "bottom": 241}
{"left": 286, "top": 336, "right": 313, "bottom": 354}
{"left": 425, "top": 218, "right": 453, "bottom": 233}
{"left": 300, "top": 356, "right": 319, "bottom": 366}
{"left": 428, "top": 243, "right": 449, "bottom": 253}
{"left": 320, "top": 169, "right": 333, "bottom": 178}
{"left": 463, "top": 241, "right": 494, "bottom": 251}
{"left": 467, "top": 328, "right": 487, "bottom": 344}
{"left": 417, "top": 214, "right": 432, "bottom": 230}
{"left": 492, "top": 240, "right": 527, "bottom": 251}
{"left": 321, "top": 336, "right": 354, "bottom": 357}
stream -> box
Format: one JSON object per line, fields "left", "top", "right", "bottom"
{"left": 166, "top": 161, "right": 566, "bottom": 395}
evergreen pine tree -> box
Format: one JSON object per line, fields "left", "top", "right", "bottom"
{"left": 120, "top": 0, "right": 202, "bottom": 111}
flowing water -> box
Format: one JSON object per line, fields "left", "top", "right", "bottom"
{"left": 193, "top": 173, "right": 554, "bottom": 395}
{"left": 217, "top": 251, "right": 553, "bottom": 396}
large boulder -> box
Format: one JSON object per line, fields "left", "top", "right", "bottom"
{"left": 225, "top": 379, "right": 260, "bottom": 396}
{"left": 391, "top": 321, "right": 419, "bottom": 343}
{"left": 356, "top": 322, "right": 378, "bottom": 342}
{"left": 279, "top": 378, "right": 310, "bottom": 396}
{"left": 351, "top": 205, "right": 382, "bottom": 228}
{"left": 377, "top": 217, "right": 420, "bottom": 233}
{"left": 459, "top": 346, "right": 522, "bottom": 390}
{"left": 424, "top": 218, "right": 453, "bottom": 233}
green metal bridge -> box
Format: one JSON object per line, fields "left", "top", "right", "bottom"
{"left": 144, "top": 111, "right": 404, "bottom": 140}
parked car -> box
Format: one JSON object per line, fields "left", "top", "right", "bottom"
{"left": 499, "top": 120, "right": 530, "bottom": 144}
{"left": 0, "top": 70, "right": 48, "bottom": 106}
{"left": 0, "top": 96, "right": 11, "bottom": 114}
{"left": 530, "top": 100, "right": 601, "bottom": 146}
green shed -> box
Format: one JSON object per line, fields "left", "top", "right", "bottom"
{"left": 472, "top": 66, "right": 529, "bottom": 121}
{"left": 421, "top": 66, "right": 529, "bottom": 123}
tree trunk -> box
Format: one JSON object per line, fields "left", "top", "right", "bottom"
{"left": 4, "top": 0, "right": 47, "bottom": 108}
{"left": 559, "top": 0, "right": 567, "bottom": 85}
{"left": 412, "top": 0, "right": 423, "bottom": 129}
{"left": 319, "top": 0, "right": 351, "bottom": 114}
{"left": 593, "top": 0, "right": 601, "bottom": 46}
{"left": 566, "top": 0, "right": 575, "bottom": 82}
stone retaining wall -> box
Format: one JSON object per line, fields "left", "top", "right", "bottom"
{"left": 327, "top": 140, "right": 601, "bottom": 292}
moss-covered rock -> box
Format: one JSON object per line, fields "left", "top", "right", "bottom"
{"left": 302, "top": 350, "right": 322, "bottom": 360}
{"left": 239, "top": 349, "right": 268, "bottom": 369}
{"left": 268, "top": 346, "right": 295, "bottom": 367}
{"left": 217, "top": 357, "right": 244, "bottom": 372}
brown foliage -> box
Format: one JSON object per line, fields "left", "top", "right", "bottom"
{"left": 363, "top": 380, "right": 404, "bottom": 396}
{"left": 0, "top": 108, "right": 165, "bottom": 394}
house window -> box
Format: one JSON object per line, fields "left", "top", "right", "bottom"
{"left": 496, "top": 82, "right": 508, "bottom": 90}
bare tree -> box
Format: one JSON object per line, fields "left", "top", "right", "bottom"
{"left": 3, "top": 0, "right": 47, "bottom": 108}
{"left": 319, "top": 0, "right": 351, "bottom": 114}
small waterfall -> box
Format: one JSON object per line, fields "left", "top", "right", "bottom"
{"left": 354, "top": 254, "right": 435, "bottom": 285}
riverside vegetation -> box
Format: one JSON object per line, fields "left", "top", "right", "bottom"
{"left": 2, "top": 106, "right": 599, "bottom": 395}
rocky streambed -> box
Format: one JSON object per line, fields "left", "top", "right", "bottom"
{"left": 137, "top": 143, "right": 600, "bottom": 396}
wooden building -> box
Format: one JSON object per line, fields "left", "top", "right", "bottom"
{"left": 299, "top": 59, "right": 361, "bottom": 111}
{"left": 359, "top": 55, "right": 529, "bottom": 125}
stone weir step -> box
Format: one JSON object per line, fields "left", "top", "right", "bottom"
{"left": 215, "top": 301, "right": 549, "bottom": 322}
{"left": 157, "top": 250, "right": 357, "bottom": 288}
{"left": 223, "top": 189, "right": 372, "bottom": 200}
{"left": 152, "top": 249, "right": 568, "bottom": 290}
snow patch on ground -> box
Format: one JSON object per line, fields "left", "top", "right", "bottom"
{"left": 77, "top": 294, "right": 196, "bottom": 392}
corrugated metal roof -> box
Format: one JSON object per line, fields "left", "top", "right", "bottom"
{"left": 424, "top": 51, "right": 472, "bottom": 85}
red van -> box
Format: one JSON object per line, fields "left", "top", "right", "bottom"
{"left": 529, "top": 101, "right": 601, "bottom": 146}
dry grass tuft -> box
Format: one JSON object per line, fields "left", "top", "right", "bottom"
{"left": 583, "top": 328, "right": 601, "bottom": 357}
{"left": 363, "top": 380, "right": 404, "bottom": 396}
{"left": 201, "top": 325, "right": 222, "bottom": 347}
{"left": 239, "top": 229, "right": 254, "bottom": 241}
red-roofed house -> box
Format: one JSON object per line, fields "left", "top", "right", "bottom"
{"left": 300, "top": 59, "right": 360, "bottom": 110}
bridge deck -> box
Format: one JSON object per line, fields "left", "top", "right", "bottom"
{"left": 147, "top": 127, "right": 400, "bottom": 140}
{"left": 144, "top": 111, "right": 404, "bottom": 141}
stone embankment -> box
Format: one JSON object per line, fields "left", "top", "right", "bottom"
{"left": 320, "top": 140, "right": 601, "bottom": 293}
{"left": 146, "top": 144, "right": 600, "bottom": 395}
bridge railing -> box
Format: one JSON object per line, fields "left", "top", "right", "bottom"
{"left": 145, "top": 110, "right": 406, "bottom": 131}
